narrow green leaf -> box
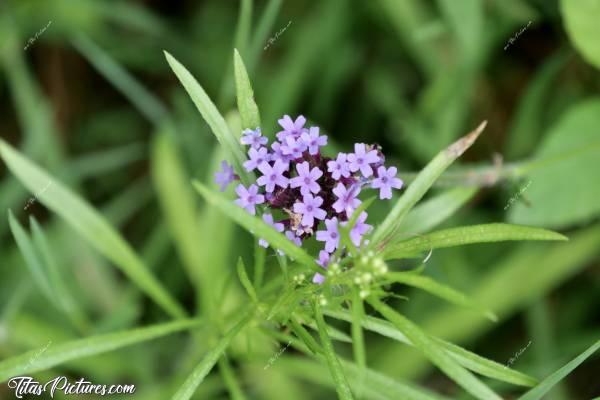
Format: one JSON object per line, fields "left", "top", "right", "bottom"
{"left": 0, "top": 139, "right": 186, "bottom": 319}
{"left": 7, "top": 210, "right": 54, "bottom": 303}
{"left": 253, "top": 242, "right": 266, "bottom": 289}
{"left": 368, "top": 297, "right": 502, "bottom": 400}
{"left": 233, "top": 49, "right": 261, "bottom": 130}
{"left": 314, "top": 302, "right": 354, "bottom": 400}
{"left": 164, "top": 51, "right": 251, "bottom": 185}
{"left": 30, "top": 217, "right": 89, "bottom": 332}
{"left": 398, "top": 187, "right": 477, "bottom": 235}
{"left": 383, "top": 223, "right": 567, "bottom": 259}
{"left": 237, "top": 257, "right": 258, "bottom": 303}
{"left": 0, "top": 319, "right": 202, "bottom": 383}
{"left": 72, "top": 34, "right": 168, "bottom": 125}
{"left": 384, "top": 272, "right": 497, "bottom": 321}
{"left": 351, "top": 287, "right": 367, "bottom": 399}
{"left": 289, "top": 315, "right": 321, "bottom": 355}
{"left": 324, "top": 309, "right": 538, "bottom": 387}
{"left": 218, "top": 355, "right": 247, "bottom": 400}
{"left": 192, "top": 181, "right": 319, "bottom": 272}
{"left": 518, "top": 340, "right": 600, "bottom": 400}
{"left": 171, "top": 313, "right": 252, "bottom": 400}
{"left": 372, "top": 121, "right": 487, "bottom": 247}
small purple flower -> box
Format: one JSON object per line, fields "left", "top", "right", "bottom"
{"left": 301, "top": 127, "right": 327, "bottom": 155}
{"left": 327, "top": 153, "right": 351, "bottom": 180}
{"left": 270, "top": 141, "right": 292, "bottom": 163}
{"left": 243, "top": 147, "right": 270, "bottom": 172}
{"left": 349, "top": 211, "right": 372, "bottom": 247}
{"left": 259, "top": 213, "right": 284, "bottom": 248}
{"left": 293, "top": 194, "right": 326, "bottom": 227}
{"left": 347, "top": 143, "right": 380, "bottom": 177}
{"left": 371, "top": 166, "right": 403, "bottom": 199}
{"left": 214, "top": 160, "right": 236, "bottom": 191}
{"left": 285, "top": 230, "right": 302, "bottom": 246}
{"left": 316, "top": 217, "right": 340, "bottom": 253}
{"left": 276, "top": 115, "right": 306, "bottom": 141}
{"left": 241, "top": 128, "right": 268, "bottom": 149}
{"left": 290, "top": 161, "right": 322, "bottom": 196}
{"left": 281, "top": 135, "right": 307, "bottom": 159}
{"left": 257, "top": 160, "right": 289, "bottom": 193}
{"left": 313, "top": 250, "right": 330, "bottom": 284}
{"left": 332, "top": 183, "right": 361, "bottom": 216}
{"left": 234, "top": 184, "right": 264, "bottom": 215}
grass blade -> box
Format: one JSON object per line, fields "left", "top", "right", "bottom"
{"left": 324, "top": 309, "right": 538, "bottom": 387}
{"left": 383, "top": 223, "right": 567, "bottom": 258}
{"left": 7, "top": 210, "right": 54, "bottom": 303}
{"left": 368, "top": 297, "right": 502, "bottom": 400}
{"left": 314, "top": 302, "right": 354, "bottom": 400}
{"left": 0, "top": 319, "right": 202, "bottom": 383}
{"left": 0, "top": 139, "right": 186, "bottom": 319}
{"left": 372, "top": 121, "right": 487, "bottom": 247}
{"left": 518, "top": 340, "right": 600, "bottom": 400}
{"left": 234, "top": 49, "right": 261, "bottom": 130}
{"left": 171, "top": 313, "right": 252, "bottom": 400}
{"left": 237, "top": 257, "right": 258, "bottom": 303}
{"left": 384, "top": 272, "right": 498, "bottom": 321}
{"left": 192, "top": 180, "right": 319, "bottom": 272}
{"left": 72, "top": 34, "right": 168, "bottom": 125}
{"left": 164, "top": 51, "right": 251, "bottom": 186}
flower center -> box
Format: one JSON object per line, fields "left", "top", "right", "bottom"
{"left": 382, "top": 176, "right": 388, "bottom": 183}
{"left": 307, "top": 205, "right": 314, "bottom": 212}
{"left": 270, "top": 174, "right": 277, "bottom": 181}
{"left": 357, "top": 157, "right": 364, "bottom": 164}
{"left": 330, "top": 232, "right": 338, "bottom": 239}
{"left": 304, "top": 177, "right": 311, "bottom": 185}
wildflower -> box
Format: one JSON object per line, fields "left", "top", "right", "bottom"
{"left": 349, "top": 211, "right": 372, "bottom": 247}
{"left": 271, "top": 141, "right": 292, "bottom": 163}
{"left": 244, "top": 147, "right": 270, "bottom": 172}
{"left": 347, "top": 143, "right": 380, "bottom": 177}
{"left": 214, "top": 160, "right": 236, "bottom": 191}
{"left": 290, "top": 161, "right": 322, "bottom": 196}
{"left": 371, "top": 166, "right": 403, "bottom": 199}
{"left": 259, "top": 214, "right": 284, "bottom": 248}
{"left": 241, "top": 128, "right": 267, "bottom": 148}
{"left": 332, "top": 183, "right": 361, "bottom": 216}
{"left": 316, "top": 217, "right": 340, "bottom": 253}
{"left": 293, "top": 194, "right": 326, "bottom": 227}
{"left": 313, "top": 250, "right": 330, "bottom": 284}
{"left": 257, "top": 160, "right": 289, "bottom": 193}
{"left": 281, "top": 135, "right": 307, "bottom": 159}
{"left": 327, "top": 153, "right": 351, "bottom": 180}
{"left": 301, "top": 126, "right": 327, "bottom": 155}
{"left": 285, "top": 230, "right": 302, "bottom": 246}
{"left": 277, "top": 115, "right": 306, "bottom": 141}
{"left": 234, "top": 184, "right": 264, "bottom": 215}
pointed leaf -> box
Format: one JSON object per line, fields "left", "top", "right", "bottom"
{"left": 164, "top": 51, "right": 251, "bottom": 185}
{"left": 383, "top": 223, "right": 567, "bottom": 259}
{"left": 314, "top": 302, "right": 354, "bottom": 400}
{"left": 234, "top": 49, "right": 261, "bottom": 130}
{"left": 324, "top": 309, "right": 537, "bottom": 387}
{"left": 518, "top": 340, "right": 600, "bottom": 400}
{"left": 372, "top": 121, "right": 486, "bottom": 247}
{"left": 171, "top": 313, "right": 252, "bottom": 400}
{"left": 368, "top": 297, "right": 502, "bottom": 400}
{"left": 0, "top": 140, "right": 186, "bottom": 319}
{"left": 0, "top": 319, "right": 202, "bottom": 383}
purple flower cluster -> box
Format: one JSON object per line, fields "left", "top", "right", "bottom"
{"left": 215, "top": 115, "right": 403, "bottom": 283}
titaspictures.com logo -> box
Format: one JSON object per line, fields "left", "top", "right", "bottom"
{"left": 7, "top": 376, "right": 136, "bottom": 398}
